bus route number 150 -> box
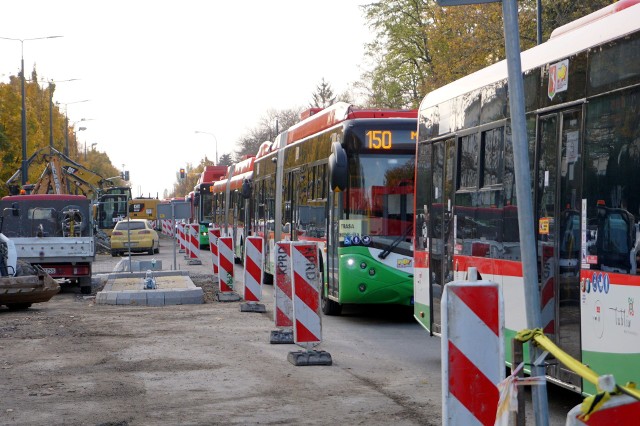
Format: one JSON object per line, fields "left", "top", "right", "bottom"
{"left": 366, "top": 130, "right": 392, "bottom": 150}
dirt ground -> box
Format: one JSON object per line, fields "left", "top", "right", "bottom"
{"left": 0, "top": 240, "right": 440, "bottom": 426}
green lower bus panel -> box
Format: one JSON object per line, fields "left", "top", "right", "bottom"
{"left": 582, "top": 350, "right": 640, "bottom": 396}
{"left": 338, "top": 247, "right": 413, "bottom": 306}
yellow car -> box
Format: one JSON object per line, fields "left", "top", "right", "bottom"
{"left": 110, "top": 219, "right": 160, "bottom": 257}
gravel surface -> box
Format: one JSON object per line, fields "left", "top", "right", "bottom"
{"left": 0, "top": 236, "right": 439, "bottom": 426}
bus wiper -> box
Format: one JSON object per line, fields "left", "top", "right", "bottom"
{"left": 378, "top": 224, "right": 413, "bottom": 260}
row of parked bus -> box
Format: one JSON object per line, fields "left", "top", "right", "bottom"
{"left": 180, "top": 2, "right": 640, "bottom": 396}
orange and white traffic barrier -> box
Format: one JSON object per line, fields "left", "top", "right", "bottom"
{"left": 183, "top": 223, "right": 192, "bottom": 258}
{"left": 441, "top": 270, "right": 504, "bottom": 426}
{"left": 270, "top": 241, "right": 294, "bottom": 344}
{"left": 566, "top": 392, "right": 640, "bottom": 424}
{"left": 240, "top": 236, "right": 266, "bottom": 313}
{"left": 178, "top": 222, "right": 186, "bottom": 253}
{"left": 217, "top": 236, "right": 235, "bottom": 293}
{"left": 243, "top": 236, "right": 263, "bottom": 302}
{"left": 291, "top": 242, "right": 322, "bottom": 347}
{"left": 275, "top": 241, "right": 293, "bottom": 328}
{"left": 208, "top": 228, "right": 221, "bottom": 278}
{"left": 163, "top": 219, "right": 173, "bottom": 237}
{"left": 187, "top": 223, "right": 201, "bottom": 265}
{"left": 286, "top": 242, "right": 332, "bottom": 365}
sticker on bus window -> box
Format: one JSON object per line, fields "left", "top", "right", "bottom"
{"left": 548, "top": 59, "right": 569, "bottom": 100}
{"left": 539, "top": 217, "right": 550, "bottom": 235}
{"left": 339, "top": 220, "right": 363, "bottom": 240}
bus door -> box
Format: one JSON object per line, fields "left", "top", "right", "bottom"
{"left": 284, "top": 169, "right": 301, "bottom": 241}
{"left": 429, "top": 138, "right": 455, "bottom": 334}
{"left": 535, "top": 108, "right": 583, "bottom": 388}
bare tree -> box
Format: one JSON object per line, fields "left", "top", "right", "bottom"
{"left": 310, "top": 78, "right": 336, "bottom": 108}
{"left": 234, "top": 107, "right": 304, "bottom": 160}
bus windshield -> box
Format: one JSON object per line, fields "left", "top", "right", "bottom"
{"left": 347, "top": 154, "right": 414, "bottom": 240}
{"left": 200, "top": 189, "right": 214, "bottom": 224}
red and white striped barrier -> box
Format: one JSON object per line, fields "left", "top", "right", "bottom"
{"left": 275, "top": 241, "right": 293, "bottom": 328}
{"left": 208, "top": 228, "right": 221, "bottom": 278}
{"left": 441, "top": 274, "right": 504, "bottom": 426}
{"left": 178, "top": 223, "right": 186, "bottom": 253}
{"left": 187, "top": 223, "right": 201, "bottom": 264}
{"left": 291, "top": 242, "right": 321, "bottom": 347}
{"left": 162, "top": 219, "right": 173, "bottom": 237}
{"left": 243, "top": 236, "right": 264, "bottom": 302}
{"left": 567, "top": 394, "right": 640, "bottom": 424}
{"left": 217, "top": 236, "right": 234, "bottom": 292}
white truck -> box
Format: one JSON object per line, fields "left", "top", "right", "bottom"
{"left": 0, "top": 194, "right": 95, "bottom": 294}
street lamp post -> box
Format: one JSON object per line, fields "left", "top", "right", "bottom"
{"left": 60, "top": 101, "right": 90, "bottom": 158}
{"left": 194, "top": 130, "right": 218, "bottom": 166}
{"left": 43, "top": 79, "right": 79, "bottom": 152}
{"left": 0, "top": 35, "right": 63, "bottom": 186}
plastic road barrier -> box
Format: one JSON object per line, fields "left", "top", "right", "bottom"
{"left": 290, "top": 242, "right": 322, "bottom": 347}
{"left": 441, "top": 278, "right": 504, "bottom": 426}
{"left": 217, "top": 236, "right": 234, "bottom": 293}
{"left": 208, "top": 228, "right": 221, "bottom": 277}
{"left": 243, "top": 236, "right": 264, "bottom": 302}
{"left": 187, "top": 224, "right": 201, "bottom": 264}
{"left": 274, "top": 241, "right": 293, "bottom": 328}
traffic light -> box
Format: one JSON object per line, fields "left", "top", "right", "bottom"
{"left": 179, "top": 168, "right": 186, "bottom": 179}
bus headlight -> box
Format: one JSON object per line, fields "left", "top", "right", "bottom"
{"left": 347, "top": 258, "right": 355, "bottom": 267}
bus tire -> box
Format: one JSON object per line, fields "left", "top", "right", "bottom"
{"left": 321, "top": 291, "right": 342, "bottom": 316}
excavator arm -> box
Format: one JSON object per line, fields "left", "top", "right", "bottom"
{"left": 5, "top": 147, "right": 115, "bottom": 199}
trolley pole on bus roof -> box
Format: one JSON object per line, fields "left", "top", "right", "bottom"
{"left": 502, "top": 0, "right": 549, "bottom": 424}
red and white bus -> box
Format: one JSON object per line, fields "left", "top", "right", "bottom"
{"left": 413, "top": 0, "right": 640, "bottom": 395}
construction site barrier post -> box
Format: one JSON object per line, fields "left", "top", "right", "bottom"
{"left": 441, "top": 269, "right": 504, "bottom": 426}
{"left": 287, "top": 242, "right": 332, "bottom": 366}
{"left": 208, "top": 228, "right": 220, "bottom": 279}
{"left": 270, "top": 241, "right": 294, "bottom": 344}
{"left": 178, "top": 222, "right": 186, "bottom": 254}
{"left": 216, "top": 236, "right": 240, "bottom": 302}
{"left": 187, "top": 224, "right": 202, "bottom": 265}
{"left": 240, "top": 236, "right": 266, "bottom": 313}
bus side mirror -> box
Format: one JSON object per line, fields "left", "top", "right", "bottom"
{"left": 328, "top": 142, "right": 347, "bottom": 192}
{"left": 241, "top": 179, "right": 252, "bottom": 200}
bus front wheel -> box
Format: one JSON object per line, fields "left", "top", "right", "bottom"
{"left": 321, "top": 291, "right": 341, "bottom": 316}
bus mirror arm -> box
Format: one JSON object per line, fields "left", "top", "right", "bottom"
{"left": 329, "top": 142, "right": 347, "bottom": 192}
{"left": 241, "top": 179, "right": 252, "bottom": 199}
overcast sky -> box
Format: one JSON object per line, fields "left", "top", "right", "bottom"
{"left": 0, "top": 1, "right": 372, "bottom": 197}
